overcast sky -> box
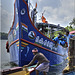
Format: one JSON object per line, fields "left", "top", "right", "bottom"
{"left": 1, "top": 0, "right": 75, "bottom": 33}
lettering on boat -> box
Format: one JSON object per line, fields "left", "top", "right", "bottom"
{"left": 35, "top": 36, "right": 57, "bottom": 51}
{"left": 25, "top": 46, "right": 30, "bottom": 57}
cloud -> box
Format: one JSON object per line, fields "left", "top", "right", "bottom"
{"left": 57, "top": 0, "right": 75, "bottom": 26}
{"left": 38, "top": 0, "right": 42, "bottom": 3}
{"left": 1, "top": 9, "right": 13, "bottom": 33}
{"left": 1, "top": 0, "right": 74, "bottom": 33}
{"left": 31, "top": 0, "right": 75, "bottom": 27}
{"left": 1, "top": 0, "right": 14, "bottom": 33}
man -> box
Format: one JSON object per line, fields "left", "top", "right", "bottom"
{"left": 53, "top": 32, "right": 63, "bottom": 44}
{"left": 63, "top": 30, "right": 75, "bottom": 58}
{"left": 65, "top": 30, "right": 75, "bottom": 47}
{"left": 31, "top": 8, "right": 37, "bottom": 27}
{"left": 59, "top": 35, "right": 68, "bottom": 47}
{"left": 24, "top": 48, "right": 50, "bottom": 75}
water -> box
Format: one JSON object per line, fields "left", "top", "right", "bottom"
{"left": 0, "top": 40, "right": 65, "bottom": 75}
{"left": 1, "top": 40, "right": 11, "bottom": 70}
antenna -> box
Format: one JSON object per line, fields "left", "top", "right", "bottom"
{"left": 38, "top": 10, "right": 46, "bottom": 21}
{"left": 42, "top": 10, "right": 45, "bottom": 15}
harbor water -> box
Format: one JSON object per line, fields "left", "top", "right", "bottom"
{"left": 1, "top": 40, "right": 11, "bottom": 70}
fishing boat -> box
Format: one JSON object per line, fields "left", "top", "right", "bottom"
{"left": 6, "top": 0, "right": 68, "bottom": 74}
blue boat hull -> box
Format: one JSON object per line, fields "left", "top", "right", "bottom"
{"left": 8, "top": 0, "right": 68, "bottom": 70}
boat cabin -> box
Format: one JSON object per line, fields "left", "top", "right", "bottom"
{"left": 36, "top": 23, "right": 65, "bottom": 39}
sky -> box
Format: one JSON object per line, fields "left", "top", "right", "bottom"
{"left": 1, "top": 0, "right": 75, "bottom": 33}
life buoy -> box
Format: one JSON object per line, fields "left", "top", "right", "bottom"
{"left": 6, "top": 41, "right": 9, "bottom": 52}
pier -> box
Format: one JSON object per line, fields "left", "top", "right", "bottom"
{"left": 63, "top": 36, "right": 75, "bottom": 75}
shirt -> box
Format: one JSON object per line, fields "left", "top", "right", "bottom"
{"left": 27, "top": 52, "right": 49, "bottom": 66}
{"left": 66, "top": 34, "right": 75, "bottom": 47}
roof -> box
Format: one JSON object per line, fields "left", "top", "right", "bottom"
{"left": 36, "top": 23, "right": 65, "bottom": 30}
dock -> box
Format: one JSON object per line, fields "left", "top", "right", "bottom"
{"left": 63, "top": 36, "right": 75, "bottom": 75}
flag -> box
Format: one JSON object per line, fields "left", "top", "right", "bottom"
{"left": 41, "top": 15, "right": 48, "bottom": 23}
{"left": 35, "top": 2, "right": 37, "bottom": 8}
{"left": 21, "top": 23, "right": 28, "bottom": 32}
